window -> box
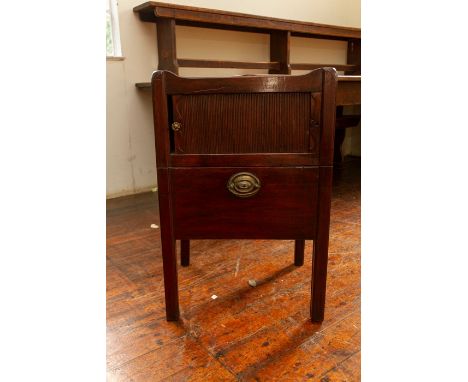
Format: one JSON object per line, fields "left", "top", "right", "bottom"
{"left": 106, "top": 0, "right": 122, "bottom": 57}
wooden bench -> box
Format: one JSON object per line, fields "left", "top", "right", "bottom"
{"left": 133, "top": 2, "right": 360, "bottom": 162}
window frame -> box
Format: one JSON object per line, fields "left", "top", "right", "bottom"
{"left": 106, "top": 0, "right": 123, "bottom": 59}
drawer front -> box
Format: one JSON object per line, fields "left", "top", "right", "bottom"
{"left": 171, "top": 167, "right": 319, "bottom": 239}
{"left": 171, "top": 93, "right": 320, "bottom": 155}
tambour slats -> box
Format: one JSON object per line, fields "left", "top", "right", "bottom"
{"left": 172, "top": 92, "right": 311, "bottom": 154}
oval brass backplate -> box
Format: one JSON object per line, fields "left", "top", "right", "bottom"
{"left": 171, "top": 121, "right": 181, "bottom": 131}
{"left": 227, "top": 172, "right": 261, "bottom": 198}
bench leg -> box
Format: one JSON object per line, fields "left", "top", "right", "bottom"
{"left": 334, "top": 106, "right": 346, "bottom": 163}
{"left": 294, "top": 240, "right": 305, "bottom": 266}
{"left": 181, "top": 240, "right": 190, "bottom": 267}
{"left": 333, "top": 128, "right": 346, "bottom": 163}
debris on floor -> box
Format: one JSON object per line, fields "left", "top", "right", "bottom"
{"left": 248, "top": 279, "right": 257, "bottom": 287}
{"left": 234, "top": 256, "right": 240, "bottom": 277}
{"left": 150, "top": 224, "right": 159, "bottom": 229}
{"left": 211, "top": 294, "right": 218, "bottom": 300}
{"left": 151, "top": 187, "right": 158, "bottom": 192}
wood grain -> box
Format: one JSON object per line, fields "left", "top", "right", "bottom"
{"left": 152, "top": 69, "right": 337, "bottom": 321}
{"left": 178, "top": 58, "right": 280, "bottom": 70}
{"left": 156, "top": 18, "right": 178, "bottom": 73}
{"left": 335, "top": 80, "right": 361, "bottom": 106}
{"left": 134, "top": 2, "right": 360, "bottom": 40}
{"left": 269, "top": 30, "right": 291, "bottom": 74}
{"left": 134, "top": 0, "right": 361, "bottom": 160}
{"left": 169, "top": 153, "right": 319, "bottom": 167}
{"left": 172, "top": 92, "right": 312, "bottom": 154}
{"left": 138, "top": 75, "right": 361, "bottom": 107}
{"left": 107, "top": 157, "right": 361, "bottom": 381}
{"left": 291, "top": 63, "right": 357, "bottom": 72}
{"left": 346, "top": 40, "right": 361, "bottom": 75}
{"left": 170, "top": 166, "right": 319, "bottom": 239}
{"left": 160, "top": 70, "right": 323, "bottom": 94}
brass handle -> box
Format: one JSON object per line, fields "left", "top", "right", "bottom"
{"left": 172, "top": 121, "right": 181, "bottom": 131}
{"left": 227, "top": 172, "right": 261, "bottom": 198}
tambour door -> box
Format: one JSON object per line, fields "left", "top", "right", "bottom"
{"left": 170, "top": 92, "right": 321, "bottom": 155}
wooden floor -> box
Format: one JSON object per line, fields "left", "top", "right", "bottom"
{"left": 107, "top": 158, "right": 360, "bottom": 381}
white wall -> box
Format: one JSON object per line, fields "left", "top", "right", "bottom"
{"left": 106, "top": 0, "right": 361, "bottom": 198}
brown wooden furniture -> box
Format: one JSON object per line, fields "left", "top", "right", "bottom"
{"left": 133, "top": 2, "right": 361, "bottom": 161}
{"left": 151, "top": 68, "right": 337, "bottom": 322}
{"left": 107, "top": 159, "right": 361, "bottom": 379}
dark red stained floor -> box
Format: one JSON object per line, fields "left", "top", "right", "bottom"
{"left": 107, "top": 158, "right": 360, "bottom": 381}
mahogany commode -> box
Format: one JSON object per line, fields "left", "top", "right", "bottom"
{"left": 152, "top": 68, "right": 337, "bottom": 322}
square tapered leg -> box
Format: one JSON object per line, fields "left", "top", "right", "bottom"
{"left": 294, "top": 240, "right": 305, "bottom": 266}
{"left": 310, "top": 167, "right": 333, "bottom": 322}
{"left": 158, "top": 188, "right": 180, "bottom": 321}
{"left": 181, "top": 240, "right": 190, "bottom": 267}
{"left": 310, "top": 237, "right": 329, "bottom": 322}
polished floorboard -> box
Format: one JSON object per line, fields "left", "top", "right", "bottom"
{"left": 107, "top": 158, "right": 360, "bottom": 381}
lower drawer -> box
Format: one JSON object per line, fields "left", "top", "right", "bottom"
{"left": 170, "top": 166, "right": 319, "bottom": 239}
